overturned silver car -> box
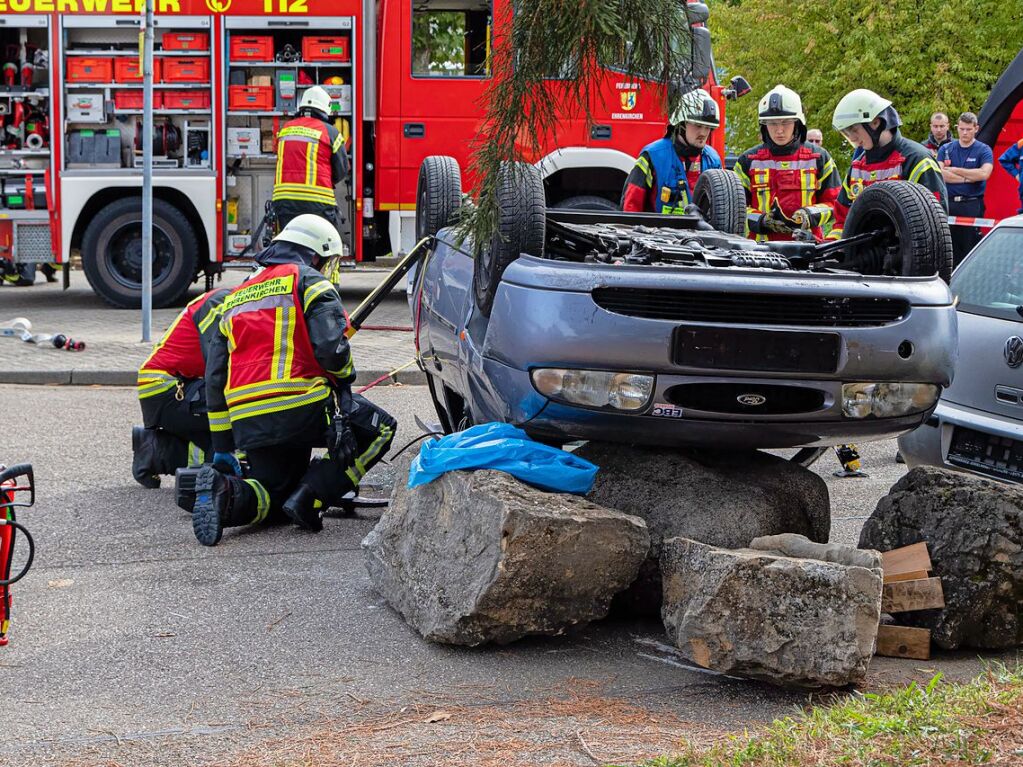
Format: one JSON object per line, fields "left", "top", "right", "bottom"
{"left": 409, "top": 156, "right": 958, "bottom": 453}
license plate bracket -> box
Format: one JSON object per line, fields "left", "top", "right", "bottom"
{"left": 672, "top": 326, "right": 840, "bottom": 374}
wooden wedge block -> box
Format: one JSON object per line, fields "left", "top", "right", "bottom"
{"left": 881, "top": 542, "right": 932, "bottom": 580}
{"left": 882, "top": 577, "right": 945, "bottom": 613}
{"left": 884, "top": 569, "right": 930, "bottom": 584}
{"left": 876, "top": 625, "right": 931, "bottom": 660}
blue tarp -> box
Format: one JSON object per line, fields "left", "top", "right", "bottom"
{"left": 408, "top": 422, "right": 598, "bottom": 495}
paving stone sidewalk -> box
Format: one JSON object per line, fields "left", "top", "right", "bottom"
{"left": 0, "top": 264, "right": 422, "bottom": 386}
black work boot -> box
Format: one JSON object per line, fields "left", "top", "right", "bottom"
{"left": 132, "top": 426, "right": 161, "bottom": 489}
{"left": 282, "top": 485, "right": 323, "bottom": 533}
{"left": 191, "top": 467, "right": 257, "bottom": 546}
{"left": 174, "top": 465, "right": 203, "bottom": 513}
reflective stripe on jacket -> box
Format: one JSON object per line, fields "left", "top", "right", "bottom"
{"left": 272, "top": 116, "right": 343, "bottom": 205}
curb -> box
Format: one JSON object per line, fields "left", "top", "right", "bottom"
{"left": 0, "top": 368, "right": 427, "bottom": 387}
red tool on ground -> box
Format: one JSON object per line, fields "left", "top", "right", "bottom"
{"left": 1, "top": 463, "right": 36, "bottom": 646}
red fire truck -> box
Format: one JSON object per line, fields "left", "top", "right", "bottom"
{"left": 0, "top": 0, "right": 723, "bottom": 307}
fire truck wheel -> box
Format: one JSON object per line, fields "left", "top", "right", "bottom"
{"left": 553, "top": 195, "right": 619, "bottom": 211}
{"left": 416, "top": 156, "right": 462, "bottom": 241}
{"left": 82, "top": 197, "right": 199, "bottom": 309}
{"left": 842, "top": 181, "right": 952, "bottom": 282}
{"left": 473, "top": 162, "right": 546, "bottom": 316}
{"left": 692, "top": 168, "right": 746, "bottom": 235}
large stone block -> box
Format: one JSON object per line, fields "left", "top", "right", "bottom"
{"left": 660, "top": 534, "right": 882, "bottom": 687}
{"left": 362, "top": 461, "right": 650, "bottom": 645}
{"left": 859, "top": 466, "right": 1023, "bottom": 650}
{"left": 574, "top": 443, "right": 831, "bottom": 613}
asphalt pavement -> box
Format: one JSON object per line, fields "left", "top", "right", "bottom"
{"left": 3, "top": 384, "right": 1018, "bottom": 767}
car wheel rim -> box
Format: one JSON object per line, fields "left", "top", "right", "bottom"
{"left": 105, "top": 223, "right": 176, "bottom": 290}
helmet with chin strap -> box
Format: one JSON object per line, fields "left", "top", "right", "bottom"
{"left": 832, "top": 89, "right": 902, "bottom": 146}
{"left": 758, "top": 84, "right": 807, "bottom": 144}
{"left": 269, "top": 214, "right": 344, "bottom": 267}
{"left": 669, "top": 88, "right": 720, "bottom": 129}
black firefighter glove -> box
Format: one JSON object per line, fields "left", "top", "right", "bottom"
{"left": 792, "top": 206, "right": 827, "bottom": 231}
{"left": 748, "top": 208, "right": 793, "bottom": 235}
{"left": 328, "top": 410, "right": 358, "bottom": 470}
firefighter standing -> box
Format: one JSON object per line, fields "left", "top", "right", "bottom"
{"left": 132, "top": 288, "right": 229, "bottom": 488}
{"left": 734, "top": 85, "right": 841, "bottom": 242}
{"left": 272, "top": 85, "right": 350, "bottom": 235}
{"left": 621, "top": 88, "right": 722, "bottom": 213}
{"left": 830, "top": 89, "right": 947, "bottom": 242}
{"left": 194, "top": 215, "right": 396, "bottom": 546}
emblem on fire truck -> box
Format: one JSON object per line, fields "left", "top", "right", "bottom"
{"left": 620, "top": 91, "right": 637, "bottom": 111}
{"left": 206, "top": 0, "right": 232, "bottom": 12}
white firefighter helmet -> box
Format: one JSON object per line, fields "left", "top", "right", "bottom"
{"left": 273, "top": 214, "right": 344, "bottom": 260}
{"left": 670, "top": 88, "right": 720, "bottom": 129}
{"left": 299, "top": 85, "right": 333, "bottom": 117}
{"left": 758, "top": 85, "right": 806, "bottom": 125}
{"left": 832, "top": 89, "right": 893, "bottom": 132}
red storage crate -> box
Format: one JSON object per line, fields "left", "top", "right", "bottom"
{"left": 114, "top": 57, "right": 162, "bottom": 83}
{"left": 114, "top": 90, "right": 163, "bottom": 110}
{"left": 162, "top": 90, "right": 210, "bottom": 110}
{"left": 162, "top": 57, "right": 210, "bottom": 83}
{"left": 66, "top": 57, "right": 113, "bottom": 83}
{"left": 301, "top": 36, "right": 349, "bottom": 62}
{"left": 230, "top": 36, "right": 274, "bottom": 61}
{"left": 162, "top": 32, "right": 209, "bottom": 51}
{"left": 229, "top": 85, "right": 273, "bottom": 111}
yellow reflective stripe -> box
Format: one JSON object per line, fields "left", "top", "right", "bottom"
{"left": 224, "top": 377, "right": 324, "bottom": 399}
{"left": 908, "top": 156, "right": 940, "bottom": 184}
{"left": 271, "top": 185, "right": 336, "bottom": 203}
{"left": 283, "top": 307, "right": 296, "bottom": 379}
{"left": 270, "top": 306, "right": 285, "bottom": 384}
{"left": 197, "top": 303, "right": 225, "bottom": 334}
{"left": 279, "top": 125, "right": 323, "bottom": 140}
{"left": 275, "top": 150, "right": 284, "bottom": 186}
{"left": 138, "top": 380, "right": 177, "bottom": 399}
{"left": 733, "top": 162, "right": 750, "bottom": 189}
{"left": 302, "top": 279, "right": 337, "bottom": 312}
{"left": 348, "top": 422, "right": 394, "bottom": 485}
{"left": 306, "top": 141, "right": 317, "bottom": 186}
{"left": 820, "top": 157, "right": 837, "bottom": 183}
{"left": 635, "top": 155, "right": 653, "bottom": 186}
{"left": 328, "top": 355, "right": 354, "bottom": 379}
{"left": 245, "top": 479, "right": 272, "bottom": 523}
{"left": 209, "top": 410, "right": 232, "bottom": 432}
{"left": 187, "top": 443, "right": 205, "bottom": 467}
{"left": 332, "top": 132, "right": 344, "bottom": 154}
{"left": 228, "top": 386, "right": 331, "bottom": 422}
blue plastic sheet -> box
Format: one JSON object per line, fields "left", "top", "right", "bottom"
{"left": 408, "top": 422, "right": 598, "bottom": 495}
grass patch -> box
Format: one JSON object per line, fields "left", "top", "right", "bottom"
{"left": 643, "top": 665, "right": 1023, "bottom": 767}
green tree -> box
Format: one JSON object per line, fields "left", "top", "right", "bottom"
{"left": 412, "top": 11, "right": 467, "bottom": 75}
{"left": 712, "top": 0, "right": 1023, "bottom": 159}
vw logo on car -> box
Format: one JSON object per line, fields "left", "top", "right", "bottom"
{"left": 736, "top": 393, "right": 768, "bottom": 407}
{"left": 1004, "top": 336, "right": 1023, "bottom": 369}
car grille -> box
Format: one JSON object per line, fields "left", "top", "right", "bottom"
{"left": 948, "top": 426, "right": 1023, "bottom": 482}
{"left": 665, "top": 382, "right": 827, "bottom": 415}
{"left": 592, "top": 288, "right": 909, "bottom": 327}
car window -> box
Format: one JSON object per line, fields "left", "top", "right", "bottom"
{"left": 952, "top": 227, "right": 1023, "bottom": 323}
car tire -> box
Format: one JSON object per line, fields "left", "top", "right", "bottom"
{"left": 692, "top": 168, "right": 745, "bottom": 235}
{"left": 841, "top": 181, "right": 953, "bottom": 282}
{"left": 473, "top": 162, "right": 546, "bottom": 316}
{"left": 416, "top": 155, "right": 462, "bottom": 242}
{"left": 82, "top": 197, "right": 198, "bottom": 309}
{"left": 553, "top": 194, "right": 619, "bottom": 211}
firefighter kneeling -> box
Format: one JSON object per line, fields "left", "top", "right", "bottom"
{"left": 192, "top": 215, "right": 396, "bottom": 546}
{"left": 272, "top": 85, "right": 350, "bottom": 236}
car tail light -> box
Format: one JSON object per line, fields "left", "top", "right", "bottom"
{"left": 841, "top": 383, "right": 940, "bottom": 419}
{"left": 530, "top": 369, "right": 654, "bottom": 411}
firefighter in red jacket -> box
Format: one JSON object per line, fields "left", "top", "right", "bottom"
{"left": 621, "top": 88, "right": 722, "bottom": 213}
{"left": 132, "top": 288, "right": 229, "bottom": 488}
{"left": 734, "top": 85, "right": 841, "bottom": 242}
{"left": 194, "top": 215, "right": 396, "bottom": 546}
{"left": 830, "top": 89, "right": 947, "bottom": 243}
{"left": 272, "top": 85, "right": 350, "bottom": 234}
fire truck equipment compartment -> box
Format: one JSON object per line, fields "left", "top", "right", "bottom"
{"left": 66, "top": 57, "right": 113, "bottom": 83}
{"left": 230, "top": 36, "right": 274, "bottom": 61}
{"left": 66, "top": 93, "right": 105, "bottom": 123}
{"left": 67, "top": 129, "right": 121, "bottom": 168}
{"left": 114, "top": 91, "right": 163, "bottom": 110}
{"left": 302, "top": 37, "right": 350, "bottom": 62}
{"left": 227, "top": 127, "right": 260, "bottom": 156}
{"left": 162, "top": 58, "right": 210, "bottom": 83}
{"left": 163, "top": 90, "right": 211, "bottom": 110}
{"left": 162, "top": 32, "right": 209, "bottom": 52}
{"left": 114, "top": 57, "right": 162, "bottom": 83}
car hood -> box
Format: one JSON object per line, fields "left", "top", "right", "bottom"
{"left": 500, "top": 255, "right": 954, "bottom": 306}
{"left": 943, "top": 309, "right": 1023, "bottom": 419}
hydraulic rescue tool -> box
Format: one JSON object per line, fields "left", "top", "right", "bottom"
{"left": 1, "top": 463, "right": 36, "bottom": 646}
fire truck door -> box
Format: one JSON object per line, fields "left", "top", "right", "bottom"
{"left": 398, "top": 0, "right": 493, "bottom": 205}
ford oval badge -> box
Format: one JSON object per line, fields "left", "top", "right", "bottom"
{"left": 737, "top": 393, "right": 767, "bottom": 406}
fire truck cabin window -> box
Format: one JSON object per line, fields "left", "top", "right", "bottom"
{"left": 411, "top": 0, "right": 492, "bottom": 77}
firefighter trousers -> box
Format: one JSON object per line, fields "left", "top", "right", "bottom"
{"left": 238, "top": 394, "right": 397, "bottom": 524}
{"left": 271, "top": 200, "right": 344, "bottom": 236}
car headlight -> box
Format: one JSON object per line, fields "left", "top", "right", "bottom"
{"left": 841, "top": 383, "right": 940, "bottom": 419}
{"left": 531, "top": 368, "right": 655, "bottom": 411}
